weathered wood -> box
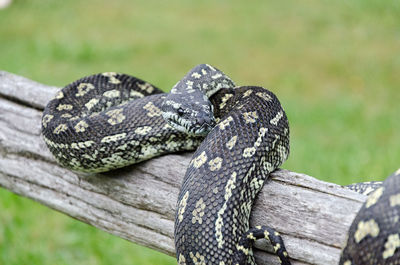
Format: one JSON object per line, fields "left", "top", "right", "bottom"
{"left": 0, "top": 70, "right": 366, "bottom": 265}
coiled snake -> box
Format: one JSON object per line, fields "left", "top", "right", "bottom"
{"left": 42, "top": 64, "right": 291, "bottom": 264}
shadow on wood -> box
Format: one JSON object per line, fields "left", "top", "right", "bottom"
{"left": 0, "top": 71, "right": 366, "bottom": 265}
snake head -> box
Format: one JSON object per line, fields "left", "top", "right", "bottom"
{"left": 161, "top": 89, "right": 216, "bottom": 136}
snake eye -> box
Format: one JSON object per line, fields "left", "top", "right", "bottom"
{"left": 177, "top": 107, "right": 185, "bottom": 116}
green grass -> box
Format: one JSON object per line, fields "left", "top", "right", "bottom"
{"left": 0, "top": 0, "right": 399, "bottom": 264}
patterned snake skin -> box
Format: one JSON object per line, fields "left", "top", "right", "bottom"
{"left": 42, "top": 64, "right": 291, "bottom": 264}
{"left": 341, "top": 170, "right": 400, "bottom": 264}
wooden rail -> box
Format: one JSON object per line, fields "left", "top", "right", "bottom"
{"left": 0, "top": 71, "right": 366, "bottom": 264}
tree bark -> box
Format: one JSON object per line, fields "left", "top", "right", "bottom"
{"left": 0, "top": 71, "right": 366, "bottom": 265}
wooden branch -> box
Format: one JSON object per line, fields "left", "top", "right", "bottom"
{"left": 0, "top": 71, "right": 366, "bottom": 265}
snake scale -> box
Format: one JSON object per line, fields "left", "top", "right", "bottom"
{"left": 42, "top": 64, "right": 291, "bottom": 264}
{"left": 42, "top": 63, "right": 400, "bottom": 264}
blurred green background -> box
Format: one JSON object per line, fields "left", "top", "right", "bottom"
{"left": 0, "top": 0, "right": 399, "bottom": 264}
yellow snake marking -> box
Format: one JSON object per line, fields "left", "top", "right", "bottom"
{"left": 69, "top": 158, "right": 81, "bottom": 168}
{"left": 178, "top": 191, "right": 189, "bottom": 223}
{"left": 143, "top": 102, "right": 162, "bottom": 117}
{"left": 396, "top": 168, "right": 400, "bottom": 175}
{"left": 215, "top": 172, "right": 237, "bottom": 248}
{"left": 55, "top": 91, "right": 64, "bottom": 99}
{"left": 189, "top": 252, "right": 206, "bottom": 265}
{"left": 389, "top": 193, "right": 400, "bottom": 207}
{"left": 129, "top": 90, "right": 144, "bottom": 98}
{"left": 139, "top": 144, "right": 159, "bottom": 159}
{"left": 242, "top": 127, "right": 268, "bottom": 158}
{"left": 274, "top": 231, "right": 280, "bottom": 236}
{"left": 354, "top": 219, "right": 380, "bottom": 243}
{"left": 163, "top": 99, "right": 183, "bottom": 109}
{"left": 163, "top": 123, "right": 173, "bottom": 129}
{"left": 242, "top": 111, "right": 258, "bottom": 123}
{"left": 191, "top": 72, "right": 201, "bottom": 79}
{"left": 103, "top": 89, "right": 120, "bottom": 98}
{"left": 219, "top": 116, "right": 233, "bottom": 130}
{"left": 226, "top": 135, "right": 237, "bottom": 150}
{"left": 343, "top": 261, "right": 352, "bottom": 265}
{"left": 270, "top": 110, "right": 283, "bottom": 125}
{"left": 201, "top": 69, "right": 207, "bottom": 75}
{"left": 185, "top": 80, "right": 194, "bottom": 89}
{"left": 178, "top": 254, "right": 186, "bottom": 265}
{"left": 383, "top": 233, "right": 400, "bottom": 259}
{"left": 191, "top": 151, "right": 208, "bottom": 168}
{"left": 247, "top": 233, "right": 256, "bottom": 240}
{"left": 165, "top": 138, "right": 181, "bottom": 149}
{"left": 256, "top": 92, "right": 272, "bottom": 101}
{"left": 82, "top": 150, "right": 99, "bottom": 161}
{"left": 71, "top": 141, "right": 94, "bottom": 149}
{"left": 236, "top": 245, "right": 249, "bottom": 255}
{"left": 53, "top": 123, "right": 68, "bottom": 134}
{"left": 243, "top": 90, "right": 253, "bottom": 97}
{"left": 61, "top": 113, "right": 73, "bottom": 118}
{"left": 239, "top": 163, "right": 256, "bottom": 213}
{"left": 366, "top": 187, "right": 384, "bottom": 208}
{"left": 85, "top": 98, "right": 99, "bottom": 111}
{"left": 137, "top": 82, "right": 154, "bottom": 93}
{"left": 75, "top": 83, "right": 95, "bottom": 97}
{"left": 100, "top": 133, "right": 127, "bottom": 143}
{"left": 56, "top": 104, "right": 73, "bottom": 111}
{"left": 212, "top": 73, "right": 222, "bottom": 79}
{"left": 274, "top": 243, "right": 281, "bottom": 252}
{"left": 250, "top": 177, "right": 264, "bottom": 194}
{"left": 231, "top": 208, "right": 239, "bottom": 237}
{"left": 102, "top": 72, "right": 121, "bottom": 84}
{"left": 101, "top": 152, "right": 129, "bottom": 166}
{"left": 42, "top": 114, "right": 54, "bottom": 128}
{"left": 134, "top": 126, "right": 152, "bottom": 135}
{"left": 106, "top": 108, "right": 126, "bottom": 125}
{"left": 208, "top": 157, "right": 223, "bottom": 171}
{"left": 74, "top": 120, "right": 89, "bottom": 133}
{"left": 192, "top": 198, "right": 206, "bottom": 224}
{"left": 277, "top": 144, "right": 289, "bottom": 161}
{"left": 219, "top": 93, "right": 233, "bottom": 109}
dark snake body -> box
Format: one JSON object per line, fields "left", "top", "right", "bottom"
{"left": 42, "top": 66, "right": 291, "bottom": 264}
{"left": 341, "top": 170, "right": 400, "bottom": 264}
{"left": 174, "top": 85, "right": 290, "bottom": 264}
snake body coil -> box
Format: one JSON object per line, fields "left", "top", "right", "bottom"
{"left": 341, "top": 169, "right": 400, "bottom": 264}
{"left": 42, "top": 64, "right": 291, "bottom": 264}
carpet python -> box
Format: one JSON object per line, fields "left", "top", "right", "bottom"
{"left": 42, "top": 64, "right": 291, "bottom": 264}
{"left": 341, "top": 169, "right": 400, "bottom": 264}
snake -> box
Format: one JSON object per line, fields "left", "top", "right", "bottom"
{"left": 340, "top": 169, "right": 400, "bottom": 264}
{"left": 41, "top": 64, "right": 291, "bottom": 264}
{"left": 41, "top": 62, "right": 400, "bottom": 264}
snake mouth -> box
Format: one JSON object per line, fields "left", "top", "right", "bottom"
{"left": 162, "top": 112, "right": 215, "bottom": 136}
